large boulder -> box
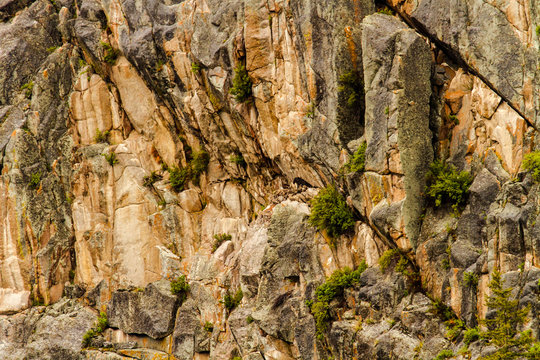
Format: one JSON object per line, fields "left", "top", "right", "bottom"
{"left": 108, "top": 280, "right": 180, "bottom": 339}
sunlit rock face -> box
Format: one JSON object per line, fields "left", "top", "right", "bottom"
{"left": 0, "top": 0, "right": 538, "bottom": 359}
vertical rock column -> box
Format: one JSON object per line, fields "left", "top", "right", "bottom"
{"left": 361, "top": 14, "right": 433, "bottom": 251}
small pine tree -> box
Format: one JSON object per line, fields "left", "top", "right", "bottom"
{"left": 480, "top": 270, "right": 539, "bottom": 360}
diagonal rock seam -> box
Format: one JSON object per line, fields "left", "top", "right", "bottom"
{"left": 383, "top": 1, "right": 539, "bottom": 133}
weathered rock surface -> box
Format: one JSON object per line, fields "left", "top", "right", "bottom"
{"left": 0, "top": 0, "right": 538, "bottom": 359}
{"left": 108, "top": 280, "right": 179, "bottom": 339}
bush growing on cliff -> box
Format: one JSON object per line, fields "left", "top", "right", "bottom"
{"left": 94, "top": 129, "right": 110, "bottom": 144}
{"left": 343, "top": 142, "right": 366, "bottom": 173}
{"left": 81, "top": 311, "right": 108, "bottom": 348}
{"left": 29, "top": 172, "right": 41, "bottom": 190}
{"left": 425, "top": 160, "right": 473, "bottom": 213}
{"left": 223, "top": 289, "right": 243, "bottom": 312}
{"left": 101, "top": 41, "right": 118, "bottom": 65}
{"left": 338, "top": 70, "right": 363, "bottom": 108}
{"left": 523, "top": 151, "right": 540, "bottom": 182}
{"left": 103, "top": 152, "right": 118, "bottom": 166}
{"left": 229, "top": 65, "right": 252, "bottom": 103}
{"left": 170, "top": 275, "right": 190, "bottom": 303}
{"left": 143, "top": 171, "right": 162, "bottom": 187}
{"left": 479, "top": 270, "right": 540, "bottom": 360}
{"left": 309, "top": 185, "right": 355, "bottom": 239}
{"left": 168, "top": 149, "right": 209, "bottom": 191}
{"left": 212, "top": 233, "right": 232, "bottom": 253}
{"left": 308, "top": 262, "right": 367, "bottom": 337}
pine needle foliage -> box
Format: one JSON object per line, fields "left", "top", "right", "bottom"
{"left": 479, "top": 270, "right": 540, "bottom": 360}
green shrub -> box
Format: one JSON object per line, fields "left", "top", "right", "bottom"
{"left": 536, "top": 25, "right": 540, "bottom": 38}
{"left": 46, "top": 46, "right": 58, "bottom": 53}
{"left": 190, "top": 150, "right": 210, "bottom": 184}
{"left": 445, "top": 318, "right": 465, "bottom": 341}
{"left": 343, "top": 142, "right": 366, "bottom": 173}
{"left": 433, "top": 349, "right": 454, "bottom": 360}
{"left": 246, "top": 315, "right": 254, "bottom": 324}
{"left": 103, "top": 152, "right": 118, "bottom": 166}
{"left": 191, "top": 62, "right": 201, "bottom": 73}
{"left": 94, "top": 129, "right": 110, "bottom": 143}
{"left": 377, "top": 7, "right": 394, "bottom": 15}
{"left": 29, "top": 172, "right": 41, "bottom": 190}
{"left": 430, "top": 299, "right": 456, "bottom": 322}
{"left": 81, "top": 328, "right": 96, "bottom": 348}
{"left": 229, "top": 65, "right": 252, "bottom": 103}
{"left": 378, "top": 249, "right": 399, "bottom": 273}
{"left": 81, "top": 311, "right": 108, "bottom": 348}
{"left": 96, "top": 311, "right": 108, "bottom": 333}
{"left": 143, "top": 171, "right": 162, "bottom": 187}
{"left": 167, "top": 149, "right": 209, "bottom": 191}
{"left": 101, "top": 41, "right": 118, "bottom": 64}
{"left": 212, "top": 233, "right": 232, "bottom": 253}
{"left": 523, "top": 151, "right": 540, "bottom": 182}
{"left": 223, "top": 289, "right": 243, "bottom": 311}
{"left": 479, "top": 270, "right": 540, "bottom": 360}
{"left": 203, "top": 321, "right": 214, "bottom": 332}
{"left": 21, "top": 81, "right": 34, "bottom": 99}
{"left": 170, "top": 275, "right": 190, "bottom": 303}
{"left": 230, "top": 153, "right": 246, "bottom": 167}
{"left": 462, "top": 272, "right": 478, "bottom": 289}
{"left": 338, "top": 70, "right": 363, "bottom": 107}
{"left": 169, "top": 166, "right": 189, "bottom": 192}
{"left": 309, "top": 185, "right": 355, "bottom": 239}
{"left": 309, "top": 262, "right": 367, "bottom": 337}
{"left": 463, "top": 327, "right": 480, "bottom": 345}
{"left": 425, "top": 160, "right": 473, "bottom": 213}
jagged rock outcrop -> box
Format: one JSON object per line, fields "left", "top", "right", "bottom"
{"left": 0, "top": 0, "right": 538, "bottom": 359}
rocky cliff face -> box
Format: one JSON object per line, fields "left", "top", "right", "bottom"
{"left": 0, "top": 0, "right": 539, "bottom": 359}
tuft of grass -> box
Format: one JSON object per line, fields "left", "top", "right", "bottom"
{"left": 343, "top": 142, "right": 366, "bottom": 173}
{"left": 536, "top": 25, "right": 540, "bottom": 38}
{"left": 449, "top": 114, "right": 459, "bottom": 125}
{"left": 246, "top": 315, "right": 254, "bottom": 324}
{"left": 101, "top": 41, "right": 118, "bottom": 64}
{"left": 170, "top": 275, "right": 190, "bottom": 303}
{"left": 309, "top": 184, "right": 355, "bottom": 239}
{"left": 523, "top": 151, "right": 540, "bottom": 182}
{"left": 425, "top": 160, "right": 473, "bottom": 213}
{"left": 103, "top": 152, "right": 118, "bottom": 166}
{"left": 47, "top": 46, "right": 58, "bottom": 53}
{"left": 94, "top": 129, "right": 110, "bottom": 143}
{"left": 223, "top": 289, "right": 243, "bottom": 312}
{"left": 143, "top": 171, "right": 162, "bottom": 187}
{"left": 229, "top": 65, "right": 252, "bottom": 103}
{"left": 212, "top": 233, "right": 232, "bottom": 253}
{"left": 21, "top": 81, "right": 34, "bottom": 99}
{"left": 29, "top": 172, "right": 41, "bottom": 190}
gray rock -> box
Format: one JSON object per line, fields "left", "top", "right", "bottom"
{"left": 108, "top": 280, "right": 180, "bottom": 339}
{"left": 362, "top": 14, "right": 433, "bottom": 248}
